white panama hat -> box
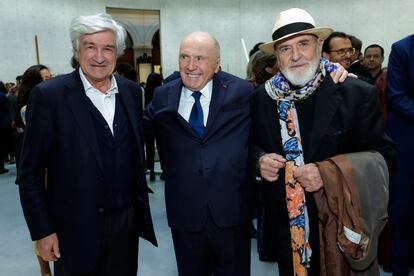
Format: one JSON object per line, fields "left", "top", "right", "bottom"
{"left": 260, "top": 8, "right": 333, "bottom": 53}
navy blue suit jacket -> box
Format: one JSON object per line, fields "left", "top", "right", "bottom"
{"left": 386, "top": 34, "right": 414, "bottom": 152}
{"left": 18, "top": 70, "right": 156, "bottom": 273}
{"left": 144, "top": 71, "right": 258, "bottom": 232}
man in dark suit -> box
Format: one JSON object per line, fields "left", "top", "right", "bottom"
{"left": 18, "top": 13, "right": 156, "bottom": 276}
{"left": 348, "top": 35, "right": 373, "bottom": 84}
{"left": 144, "top": 31, "right": 258, "bottom": 275}
{"left": 386, "top": 34, "right": 414, "bottom": 276}
{"left": 253, "top": 8, "right": 395, "bottom": 276}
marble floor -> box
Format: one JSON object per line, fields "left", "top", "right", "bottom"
{"left": 0, "top": 162, "right": 397, "bottom": 275}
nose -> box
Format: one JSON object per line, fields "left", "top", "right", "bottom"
{"left": 344, "top": 51, "right": 352, "bottom": 58}
{"left": 187, "top": 57, "right": 197, "bottom": 70}
{"left": 291, "top": 46, "right": 300, "bottom": 61}
{"left": 94, "top": 48, "right": 105, "bottom": 63}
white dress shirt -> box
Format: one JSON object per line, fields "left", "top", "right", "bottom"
{"left": 177, "top": 80, "right": 213, "bottom": 126}
{"left": 79, "top": 69, "right": 119, "bottom": 134}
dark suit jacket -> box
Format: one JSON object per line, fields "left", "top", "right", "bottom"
{"left": 386, "top": 34, "right": 414, "bottom": 152}
{"left": 250, "top": 75, "right": 395, "bottom": 273}
{"left": 348, "top": 61, "right": 374, "bottom": 84}
{"left": 144, "top": 71, "right": 258, "bottom": 232}
{"left": 18, "top": 70, "right": 156, "bottom": 273}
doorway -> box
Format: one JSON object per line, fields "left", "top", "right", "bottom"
{"left": 106, "top": 7, "right": 161, "bottom": 83}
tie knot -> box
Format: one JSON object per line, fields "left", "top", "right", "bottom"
{"left": 192, "top": 91, "right": 202, "bottom": 101}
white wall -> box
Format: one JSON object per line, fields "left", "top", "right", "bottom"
{"left": 1, "top": 0, "right": 413, "bottom": 82}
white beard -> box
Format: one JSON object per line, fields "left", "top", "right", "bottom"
{"left": 280, "top": 48, "right": 321, "bottom": 86}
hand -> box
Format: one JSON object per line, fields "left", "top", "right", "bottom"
{"left": 293, "top": 163, "right": 323, "bottom": 192}
{"left": 330, "top": 63, "right": 348, "bottom": 83}
{"left": 348, "top": 73, "right": 358, "bottom": 79}
{"left": 258, "top": 153, "right": 286, "bottom": 182}
{"left": 37, "top": 233, "right": 61, "bottom": 261}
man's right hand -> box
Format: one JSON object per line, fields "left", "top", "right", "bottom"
{"left": 37, "top": 233, "right": 61, "bottom": 261}
{"left": 258, "top": 153, "right": 286, "bottom": 182}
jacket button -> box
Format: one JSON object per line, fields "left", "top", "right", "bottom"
{"left": 98, "top": 208, "right": 104, "bottom": 213}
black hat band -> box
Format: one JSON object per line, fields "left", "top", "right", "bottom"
{"left": 272, "top": 22, "right": 315, "bottom": 41}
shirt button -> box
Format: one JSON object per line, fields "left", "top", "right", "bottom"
{"left": 98, "top": 208, "right": 104, "bottom": 213}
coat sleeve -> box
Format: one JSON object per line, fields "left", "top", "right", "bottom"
{"left": 18, "top": 85, "right": 55, "bottom": 241}
{"left": 387, "top": 40, "right": 414, "bottom": 124}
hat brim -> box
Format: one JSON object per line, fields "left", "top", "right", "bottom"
{"left": 259, "top": 27, "right": 333, "bottom": 53}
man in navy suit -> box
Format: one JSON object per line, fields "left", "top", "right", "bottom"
{"left": 386, "top": 34, "right": 414, "bottom": 276}
{"left": 18, "top": 13, "right": 156, "bottom": 276}
{"left": 144, "top": 31, "right": 258, "bottom": 275}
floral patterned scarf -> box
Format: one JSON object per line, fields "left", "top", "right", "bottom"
{"left": 265, "top": 58, "right": 338, "bottom": 275}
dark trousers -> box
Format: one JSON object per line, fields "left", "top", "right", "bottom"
{"left": 0, "top": 127, "right": 6, "bottom": 168}
{"left": 54, "top": 204, "right": 139, "bottom": 276}
{"left": 145, "top": 134, "right": 164, "bottom": 174}
{"left": 144, "top": 134, "right": 156, "bottom": 173}
{"left": 391, "top": 150, "right": 414, "bottom": 276}
{"left": 257, "top": 208, "right": 278, "bottom": 261}
{"left": 171, "top": 213, "right": 251, "bottom": 276}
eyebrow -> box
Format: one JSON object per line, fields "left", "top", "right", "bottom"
{"left": 82, "top": 41, "right": 116, "bottom": 48}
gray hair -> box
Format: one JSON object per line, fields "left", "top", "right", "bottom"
{"left": 70, "top": 13, "right": 126, "bottom": 59}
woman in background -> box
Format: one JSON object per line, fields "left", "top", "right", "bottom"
{"left": 144, "top": 72, "right": 163, "bottom": 181}
{"left": 15, "top": 64, "right": 52, "bottom": 276}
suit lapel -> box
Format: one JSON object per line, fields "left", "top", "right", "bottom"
{"left": 168, "top": 80, "right": 201, "bottom": 138}
{"left": 204, "top": 73, "right": 227, "bottom": 140}
{"left": 64, "top": 70, "right": 104, "bottom": 173}
{"left": 115, "top": 77, "right": 141, "bottom": 144}
{"left": 307, "top": 76, "right": 340, "bottom": 160}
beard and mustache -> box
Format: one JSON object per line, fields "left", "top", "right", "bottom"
{"left": 279, "top": 47, "right": 321, "bottom": 87}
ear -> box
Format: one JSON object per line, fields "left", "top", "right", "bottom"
{"left": 214, "top": 57, "right": 221, "bottom": 73}
{"left": 264, "top": 67, "right": 273, "bottom": 74}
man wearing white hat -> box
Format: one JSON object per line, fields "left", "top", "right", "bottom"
{"left": 251, "top": 8, "right": 395, "bottom": 276}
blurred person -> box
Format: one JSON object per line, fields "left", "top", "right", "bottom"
{"left": 144, "top": 72, "right": 163, "bottom": 181}
{"left": 249, "top": 42, "right": 265, "bottom": 57}
{"left": 5, "top": 82, "right": 17, "bottom": 164}
{"left": 386, "top": 34, "right": 414, "bottom": 276}
{"left": 248, "top": 50, "right": 278, "bottom": 88}
{"left": 254, "top": 8, "right": 395, "bottom": 276}
{"left": 15, "top": 65, "right": 51, "bottom": 182}
{"left": 15, "top": 64, "right": 52, "bottom": 276}
{"left": 116, "top": 63, "right": 137, "bottom": 82}
{"left": 348, "top": 35, "right": 372, "bottom": 83}
{"left": 364, "top": 44, "right": 385, "bottom": 83}
{"left": 0, "top": 81, "right": 8, "bottom": 174}
{"left": 322, "top": 31, "right": 353, "bottom": 69}
{"left": 18, "top": 13, "right": 156, "bottom": 276}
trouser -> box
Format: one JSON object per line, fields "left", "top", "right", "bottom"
{"left": 54, "top": 204, "right": 139, "bottom": 276}
{"left": 171, "top": 212, "right": 251, "bottom": 276}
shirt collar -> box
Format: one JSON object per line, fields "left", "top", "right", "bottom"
{"left": 79, "top": 68, "right": 118, "bottom": 96}
{"left": 183, "top": 80, "right": 213, "bottom": 100}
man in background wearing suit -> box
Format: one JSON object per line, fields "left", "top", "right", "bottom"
{"left": 18, "top": 13, "right": 156, "bottom": 276}
{"left": 386, "top": 34, "right": 414, "bottom": 276}
{"left": 144, "top": 31, "right": 258, "bottom": 275}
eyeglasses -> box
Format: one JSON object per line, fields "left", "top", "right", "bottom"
{"left": 329, "top": 47, "right": 355, "bottom": 57}
{"left": 276, "top": 38, "right": 317, "bottom": 57}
